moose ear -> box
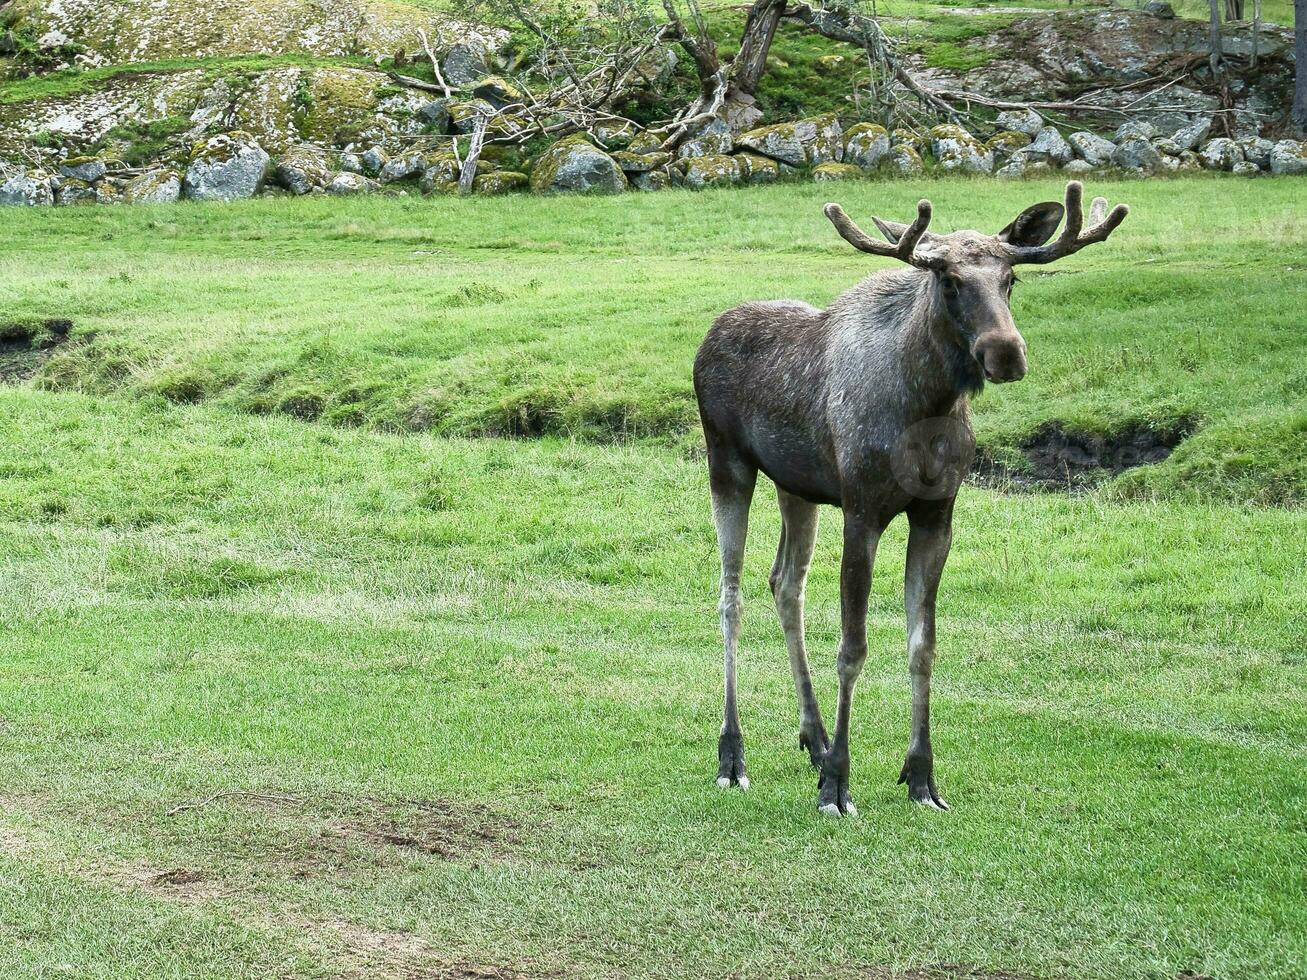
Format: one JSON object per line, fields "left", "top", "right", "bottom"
{"left": 997, "top": 202, "right": 1065, "bottom": 247}
{"left": 872, "top": 216, "right": 912, "bottom": 243}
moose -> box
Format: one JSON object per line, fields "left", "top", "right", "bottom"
{"left": 693, "top": 182, "right": 1128, "bottom": 815}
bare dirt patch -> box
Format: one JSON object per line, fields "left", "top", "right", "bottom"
{"left": 0, "top": 318, "right": 75, "bottom": 383}
{"left": 974, "top": 419, "right": 1195, "bottom": 492}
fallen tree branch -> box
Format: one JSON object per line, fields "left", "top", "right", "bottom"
{"left": 388, "top": 72, "right": 446, "bottom": 94}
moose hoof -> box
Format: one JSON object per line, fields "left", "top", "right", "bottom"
{"left": 898, "top": 755, "right": 950, "bottom": 811}
{"left": 818, "top": 799, "right": 857, "bottom": 818}
{"left": 716, "top": 730, "right": 748, "bottom": 789}
{"left": 798, "top": 723, "right": 829, "bottom": 771}
{"left": 816, "top": 756, "right": 856, "bottom": 816}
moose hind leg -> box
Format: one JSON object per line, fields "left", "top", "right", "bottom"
{"left": 771, "top": 488, "right": 828, "bottom": 769}
{"left": 710, "top": 454, "right": 756, "bottom": 789}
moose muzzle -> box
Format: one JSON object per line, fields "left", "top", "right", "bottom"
{"left": 971, "top": 330, "right": 1027, "bottom": 384}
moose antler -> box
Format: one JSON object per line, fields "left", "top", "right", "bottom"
{"left": 1004, "top": 182, "right": 1129, "bottom": 265}
{"left": 823, "top": 199, "right": 938, "bottom": 268}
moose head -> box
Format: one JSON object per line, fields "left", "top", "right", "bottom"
{"left": 823, "top": 181, "right": 1130, "bottom": 385}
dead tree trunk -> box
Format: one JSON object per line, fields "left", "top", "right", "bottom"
{"left": 730, "top": 0, "right": 787, "bottom": 99}
{"left": 1209, "top": 0, "right": 1224, "bottom": 75}
{"left": 458, "top": 113, "right": 488, "bottom": 195}
{"left": 1224, "top": 0, "right": 1244, "bottom": 19}
{"left": 1295, "top": 0, "right": 1307, "bottom": 133}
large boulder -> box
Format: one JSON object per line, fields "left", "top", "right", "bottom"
{"left": 929, "top": 124, "right": 993, "bottom": 174}
{"left": 379, "top": 151, "right": 426, "bottom": 184}
{"left": 57, "top": 156, "right": 107, "bottom": 182}
{"left": 360, "top": 146, "right": 389, "bottom": 176}
{"left": 442, "top": 43, "right": 488, "bottom": 86}
{"left": 812, "top": 162, "right": 863, "bottom": 182}
{"left": 124, "top": 170, "right": 182, "bottom": 204}
{"left": 530, "top": 135, "right": 627, "bottom": 194}
{"left": 886, "top": 144, "right": 923, "bottom": 176}
{"left": 995, "top": 108, "right": 1043, "bottom": 137}
{"left": 1198, "top": 138, "right": 1242, "bottom": 171}
{"left": 1113, "top": 121, "right": 1157, "bottom": 143}
{"left": 473, "top": 171, "right": 528, "bottom": 195}
{"left": 55, "top": 178, "right": 97, "bottom": 206}
{"left": 1230, "top": 161, "right": 1260, "bottom": 177}
{"left": 734, "top": 153, "right": 780, "bottom": 184}
{"left": 680, "top": 154, "right": 740, "bottom": 190}
{"left": 1269, "top": 140, "right": 1307, "bottom": 175}
{"left": 1112, "top": 135, "right": 1162, "bottom": 172}
{"left": 843, "top": 123, "right": 891, "bottom": 169}
{"left": 0, "top": 171, "right": 53, "bottom": 206}
{"left": 676, "top": 118, "right": 733, "bottom": 159}
{"left": 631, "top": 170, "right": 673, "bottom": 192}
{"left": 327, "top": 172, "right": 378, "bottom": 195}
{"left": 420, "top": 154, "right": 460, "bottom": 194}
{"left": 1067, "top": 131, "right": 1116, "bottom": 167}
{"left": 418, "top": 99, "right": 451, "bottom": 132}
{"left": 1171, "top": 117, "right": 1212, "bottom": 151}
{"left": 1023, "top": 126, "right": 1074, "bottom": 166}
{"left": 736, "top": 114, "right": 842, "bottom": 166}
{"left": 184, "top": 133, "right": 271, "bottom": 202}
{"left": 275, "top": 148, "right": 332, "bottom": 195}
{"left": 612, "top": 151, "right": 672, "bottom": 173}
{"left": 1238, "top": 136, "right": 1274, "bottom": 170}
{"left": 987, "top": 131, "right": 1031, "bottom": 164}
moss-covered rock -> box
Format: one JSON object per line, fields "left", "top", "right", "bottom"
{"left": 529, "top": 134, "right": 626, "bottom": 195}
{"left": 843, "top": 123, "right": 890, "bottom": 169}
{"left": 986, "top": 130, "right": 1031, "bottom": 164}
{"left": 631, "top": 169, "right": 672, "bottom": 192}
{"left": 184, "top": 131, "right": 270, "bottom": 201}
{"left": 681, "top": 154, "right": 740, "bottom": 190}
{"left": 0, "top": 170, "right": 53, "bottom": 206}
{"left": 737, "top": 113, "right": 843, "bottom": 167}
{"left": 734, "top": 152, "right": 779, "bottom": 184}
{"left": 1269, "top": 139, "right": 1307, "bottom": 176}
{"left": 473, "top": 170, "right": 527, "bottom": 194}
{"left": 594, "top": 121, "right": 639, "bottom": 150}
{"left": 625, "top": 131, "right": 664, "bottom": 155}
{"left": 886, "top": 144, "right": 923, "bottom": 176}
{"left": 812, "top": 161, "right": 863, "bottom": 182}
{"left": 123, "top": 169, "right": 182, "bottom": 204}
{"left": 611, "top": 150, "right": 671, "bottom": 173}
{"left": 379, "top": 151, "right": 426, "bottom": 184}
{"left": 327, "top": 172, "right": 377, "bottom": 195}
{"left": 54, "top": 177, "right": 97, "bottom": 205}
{"left": 419, "top": 153, "right": 461, "bottom": 194}
{"left": 929, "top": 124, "right": 993, "bottom": 174}
{"left": 275, "top": 147, "right": 332, "bottom": 194}
{"left": 57, "top": 155, "right": 107, "bottom": 181}
{"left": 471, "top": 77, "right": 524, "bottom": 109}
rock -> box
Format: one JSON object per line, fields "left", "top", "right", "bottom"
{"left": 55, "top": 178, "right": 97, "bottom": 205}
{"left": 124, "top": 170, "right": 182, "bottom": 204}
{"left": 1113, "top": 121, "right": 1157, "bottom": 143}
{"left": 886, "top": 144, "right": 923, "bottom": 176}
{"left": 0, "top": 171, "right": 53, "bottom": 206}
{"left": 891, "top": 129, "right": 925, "bottom": 151}
{"left": 1198, "top": 138, "right": 1242, "bottom": 171}
{"left": 275, "top": 148, "right": 332, "bottom": 195}
{"left": 1171, "top": 117, "right": 1211, "bottom": 151}
{"left": 1062, "top": 159, "right": 1095, "bottom": 174}
{"left": 677, "top": 118, "right": 733, "bottom": 159}
{"left": 736, "top": 114, "right": 842, "bottom": 166}
{"left": 1175, "top": 150, "right": 1202, "bottom": 172}
{"left": 420, "top": 154, "right": 460, "bottom": 194}
{"left": 379, "top": 152, "right": 425, "bottom": 184}
{"left": 843, "top": 123, "right": 891, "bottom": 169}
{"left": 360, "top": 146, "right": 389, "bottom": 176}
{"left": 734, "top": 153, "right": 779, "bottom": 184}
{"left": 327, "top": 172, "right": 377, "bottom": 195}
{"left": 449, "top": 99, "right": 497, "bottom": 134}
{"left": 529, "top": 134, "right": 627, "bottom": 194}
{"left": 1269, "top": 140, "right": 1307, "bottom": 175}
{"left": 681, "top": 154, "right": 741, "bottom": 189}
{"left": 611, "top": 151, "right": 672, "bottom": 173}
{"left": 339, "top": 152, "right": 364, "bottom": 174}
{"left": 471, "top": 77, "right": 524, "bottom": 110}
{"left": 1067, "top": 131, "right": 1116, "bottom": 167}
{"left": 986, "top": 131, "right": 1031, "bottom": 164}
{"left": 1237, "top": 136, "right": 1273, "bottom": 169}
{"left": 1152, "top": 137, "right": 1182, "bottom": 156}
{"left": 95, "top": 182, "right": 123, "bottom": 205}
{"left": 1231, "top": 161, "right": 1260, "bottom": 177}
{"left": 1023, "top": 126, "right": 1073, "bottom": 166}
{"left": 812, "top": 162, "right": 863, "bottom": 182}
{"left": 929, "top": 124, "right": 993, "bottom": 174}
{"left": 995, "top": 109, "right": 1043, "bottom": 137}
{"left": 473, "top": 170, "right": 527, "bottom": 194}
{"left": 594, "top": 121, "right": 639, "bottom": 150}
{"left": 1112, "top": 135, "right": 1161, "bottom": 172}
{"left": 58, "top": 156, "right": 107, "bottom": 182}
{"left": 418, "top": 100, "right": 451, "bottom": 132}
{"left": 442, "top": 43, "right": 487, "bottom": 86}
{"left": 995, "top": 158, "right": 1026, "bottom": 180}
{"left": 1143, "top": 1, "right": 1175, "bottom": 17}
{"left": 625, "top": 132, "right": 664, "bottom": 155}
{"left": 631, "top": 170, "right": 672, "bottom": 192}
{"left": 184, "top": 133, "right": 271, "bottom": 202}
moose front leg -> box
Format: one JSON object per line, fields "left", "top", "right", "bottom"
{"left": 818, "top": 514, "right": 881, "bottom": 817}
{"left": 899, "top": 499, "right": 954, "bottom": 810}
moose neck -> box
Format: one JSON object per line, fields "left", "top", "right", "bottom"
{"left": 890, "top": 269, "right": 983, "bottom": 419}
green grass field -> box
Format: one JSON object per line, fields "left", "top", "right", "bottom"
{"left": 2, "top": 177, "right": 1305, "bottom": 979}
